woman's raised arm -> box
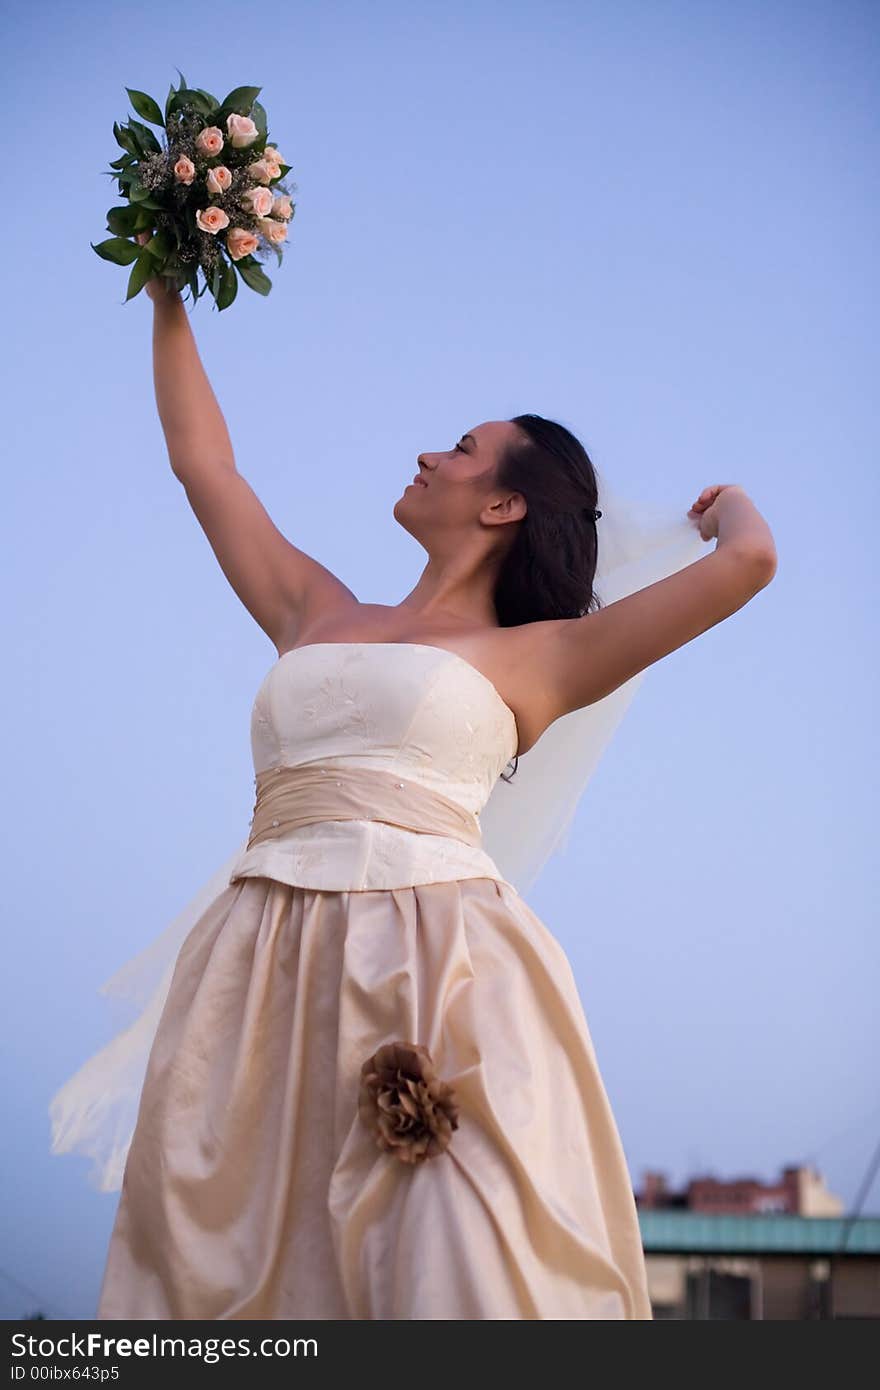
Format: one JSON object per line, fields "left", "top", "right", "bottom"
{"left": 139, "top": 233, "right": 356, "bottom": 651}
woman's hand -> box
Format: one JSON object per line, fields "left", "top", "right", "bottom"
{"left": 135, "top": 230, "right": 181, "bottom": 305}
{"left": 688, "top": 484, "right": 742, "bottom": 542}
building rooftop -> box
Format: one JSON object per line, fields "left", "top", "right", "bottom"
{"left": 638, "top": 1210, "right": 880, "bottom": 1255}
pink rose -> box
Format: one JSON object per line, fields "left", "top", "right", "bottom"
{"left": 226, "top": 227, "right": 259, "bottom": 261}
{"left": 271, "top": 194, "right": 293, "bottom": 220}
{"left": 226, "top": 113, "right": 259, "bottom": 149}
{"left": 195, "top": 206, "right": 230, "bottom": 234}
{"left": 257, "top": 216, "right": 288, "bottom": 245}
{"left": 205, "top": 165, "right": 233, "bottom": 195}
{"left": 173, "top": 155, "right": 196, "bottom": 185}
{"left": 240, "top": 185, "right": 274, "bottom": 218}
{"left": 246, "top": 159, "right": 276, "bottom": 186}
{"left": 195, "top": 126, "right": 225, "bottom": 157}
{"left": 264, "top": 145, "right": 285, "bottom": 166}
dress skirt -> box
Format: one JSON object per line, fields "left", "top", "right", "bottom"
{"left": 96, "top": 873, "right": 653, "bottom": 1320}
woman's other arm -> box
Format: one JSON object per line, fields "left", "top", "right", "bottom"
{"left": 528, "top": 485, "right": 778, "bottom": 720}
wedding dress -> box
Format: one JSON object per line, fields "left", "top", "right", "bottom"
{"left": 48, "top": 490, "right": 706, "bottom": 1320}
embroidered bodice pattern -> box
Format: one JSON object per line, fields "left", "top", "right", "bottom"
{"left": 227, "top": 643, "right": 519, "bottom": 893}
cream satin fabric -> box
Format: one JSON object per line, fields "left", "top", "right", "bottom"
{"left": 228, "top": 642, "right": 519, "bottom": 892}
{"left": 48, "top": 647, "right": 520, "bottom": 1200}
{"left": 96, "top": 871, "right": 653, "bottom": 1319}
{"left": 242, "top": 761, "right": 484, "bottom": 855}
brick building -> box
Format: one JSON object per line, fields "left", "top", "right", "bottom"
{"left": 632, "top": 1164, "right": 878, "bottom": 1317}
{"left": 636, "top": 1163, "right": 844, "bottom": 1217}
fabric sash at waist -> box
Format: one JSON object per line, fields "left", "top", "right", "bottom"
{"left": 245, "top": 762, "right": 483, "bottom": 852}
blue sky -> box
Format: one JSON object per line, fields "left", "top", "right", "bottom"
{"left": 2, "top": 0, "right": 877, "bottom": 1319}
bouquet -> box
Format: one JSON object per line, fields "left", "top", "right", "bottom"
{"left": 92, "top": 70, "right": 296, "bottom": 311}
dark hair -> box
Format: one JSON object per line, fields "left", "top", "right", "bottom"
{"left": 492, "top": 413, "right": 605, "bottom": 782}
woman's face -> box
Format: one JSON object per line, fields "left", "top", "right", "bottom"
{"left": 393, "top": 419, "right": 525, "bottom": 545}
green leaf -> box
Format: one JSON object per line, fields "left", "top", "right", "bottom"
{"left": 217, "top": 85, "right": 261, "bottom": 118}
{"left": 113, "top": 121, "right": 138, "bottom": 155}
{"left": 127, "top": 117, "right": 162, "bottom": 155}
{"left": 106, "top": 205, "right": 141, "bottom": 235}
{"left": 127, "top": 181, "right": 164, "bottom": 210}
{"left": 144, "top": 229, "right": 173, "bottom": 260}
{"left": 126, "top": 88, "right": 165, "bottom": 126}
{"left": 164, "top": 67, "right": 188, "bottom": 118}
{"left": 188, "top": 90, "right": 216, "bottom": 118}
{"left": 236, "top": 256, "right": 272, "bottom": 296}
{"left": 166, "top": 88, "right": 215, "bottom": 120}
{"left": 193, "top": 88, "right": 221, "bottom": 117}
{"left": 125, "top": 251, "right": 155, "bottom": 302}
{"left": 92, "top": 236, "right": 141, "bottom": 265}
{"left": 216, "top": 256, "right": 238, "bottom": 311}
{"left": 250, "top": 100, "right": 268, "bottom": 142}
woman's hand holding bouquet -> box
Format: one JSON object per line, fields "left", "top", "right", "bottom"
{"left": 92, "top": 71, "right": 296, "bottom": 312}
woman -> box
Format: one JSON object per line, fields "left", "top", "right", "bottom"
{"left": 50, "top": 259, "right": 777, "bottom": 1320}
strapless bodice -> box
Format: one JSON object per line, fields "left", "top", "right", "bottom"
{"left": 227, "top": 642, "right": 520, "bottom": 891}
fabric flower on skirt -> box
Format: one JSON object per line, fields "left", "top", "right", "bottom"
{"left": 357, "top": 1040, "right": 460, "bottom": 1165}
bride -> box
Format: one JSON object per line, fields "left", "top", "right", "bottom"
{"left": 49, "top": 257, "right": 777, "bottom": 1320}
